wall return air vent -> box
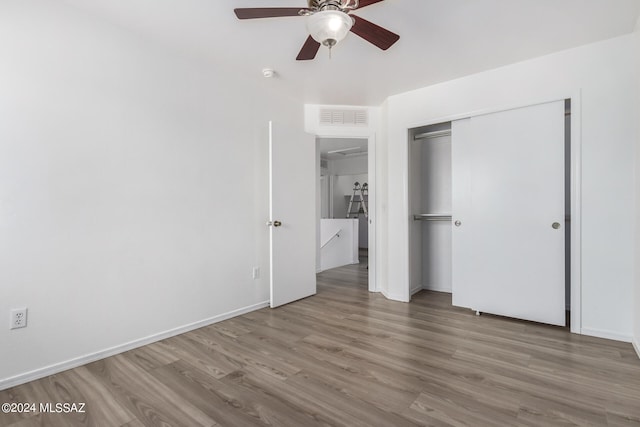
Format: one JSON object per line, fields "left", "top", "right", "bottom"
{"left": 319, "top": 109, "right": 368, "bottom": 126}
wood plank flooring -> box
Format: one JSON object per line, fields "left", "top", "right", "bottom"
{"left": 2, "top": 259, "right": 640, "bottom": 426}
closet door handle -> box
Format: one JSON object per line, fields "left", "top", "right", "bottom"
{"left": 454, "top": 220, "right": 462, "bottom": 227}
{"left": 552, "top": 222, "right": 561, "bottom": 229}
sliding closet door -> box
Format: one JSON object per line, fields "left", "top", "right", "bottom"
{"left": 451, "top": 101, "right": 565, "bottom": 326}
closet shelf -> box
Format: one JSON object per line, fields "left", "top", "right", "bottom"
{"left": 413, "top": 214, "right": 452, "bottom": 221}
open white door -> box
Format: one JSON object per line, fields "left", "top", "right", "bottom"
{"left": 269, "top": 121, "right": 316, "bottom": 308}
{"left": 452, "top": 101, "right": 565, "bottom": 326}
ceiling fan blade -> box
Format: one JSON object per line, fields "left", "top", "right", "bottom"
{"left": 296, "top": 36, "right": 321, "bottom": 61}
{"left": 350, "top": 15, "right": 400, "bottom": 51}
{"left": 356, "top": 0, "right": 385, "bottom": 9}
{"left": 234, "top": 8, "right": 303, "bottom": 19}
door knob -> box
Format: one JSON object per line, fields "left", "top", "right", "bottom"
{"left": 454, "top": 220, "right": 462, "bottom": 227}
{"left": 552, "top": 222, "right": 561, "bottom": 229}
{"left": 267, "top": 220, "right": 282, "bottom": 227}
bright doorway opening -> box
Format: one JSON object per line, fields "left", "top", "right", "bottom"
{"left": 316, "top": 137, "right": 369, "bottom": 287}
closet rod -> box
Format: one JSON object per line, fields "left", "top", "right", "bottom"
{"left": 412, "top": 214, "right": 571, "bottom": 222}
{"left": 413, "top": 214, "right": 452, "bottom": 221}
{"left": 413, "top": 129, "right": 451, "bottom": 140}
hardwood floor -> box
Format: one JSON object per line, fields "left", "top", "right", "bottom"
{"left": 2, "top": 260, "right": 639, "bottom": 426}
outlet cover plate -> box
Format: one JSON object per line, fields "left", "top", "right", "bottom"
{"left": 10, "top": 308, "right": 27, "bottom": 329}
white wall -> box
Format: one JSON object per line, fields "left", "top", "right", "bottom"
{"left": 634, "top": 25, "right": 640, "bottom": 356}
{"left": 323, "top": 155, "right": 368, "bottom": 218}
{"left": 332, "top": 174, "right": 368, "bottom": 249}
{"left": 332, "top": 174, "right": 368, "bottom": 219}
{"left": 320, "top": 176, "right": 330, "bottom": 219}
{"left": 381, "top": 33, "right": 639, "bottom": 341}
{"left": 329, "top": 155, "right": 368, "bottom": 176}
{"left": 323, "top": 155, "right": 369, "bottom": 248}
{"left": 320, "top": 219, "right": 359, "bottom": 271}
{"left": 0, "top": 0, "right": 306, "bottom": 388}
{"left": 378, "top": 101, "right": 390, "bottom": 297}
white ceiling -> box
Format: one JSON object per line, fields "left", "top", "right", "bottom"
{"left": 318, "top": 137, "right": 368, "bottom": 160}
{"left": 61, "top": 0, "right": 640, "bottom": 105}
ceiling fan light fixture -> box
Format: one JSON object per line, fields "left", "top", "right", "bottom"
{"left": 307, "top": 10, "right": 353, "bottom": 48}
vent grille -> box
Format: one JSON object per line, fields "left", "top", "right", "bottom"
{"left": 319, "top": 109, "right": 368, "bottom": 126}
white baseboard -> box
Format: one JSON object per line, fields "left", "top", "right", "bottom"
{"left": 581, "top": 327, "right": 632, "bottom": 343}
{"left": 0, "top": 300, "right": 270, "bottom": 391}
{"left": 411, "top": 282, "right": 453, "bottom": 297}
{"left": 422, "top": 283, "right": 452, "bottom": 293}
{"left": 380, "top": 289, "right": 410, "bottom": 303}
{"left": 633, "top": 338, "right": 640, "bottom": 360}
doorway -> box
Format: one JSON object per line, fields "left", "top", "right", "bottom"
{"left": 316, "top": 137, "right": 370, "bottom": 287}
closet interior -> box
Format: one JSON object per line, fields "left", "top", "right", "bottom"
{"left": 408, "top": 122, "right": 453, "bottom": 295}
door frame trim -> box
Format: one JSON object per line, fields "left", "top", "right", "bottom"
{"left": 404, "top": 91, "right": 582, "bottom": 334}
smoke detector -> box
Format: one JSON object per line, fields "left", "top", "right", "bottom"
{"left": 262, "top": 68, "right": 275, "bottom": 78}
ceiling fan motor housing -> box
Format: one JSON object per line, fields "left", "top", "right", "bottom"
{"left": 307, "top": 0, "right": 359, "bottom": 12}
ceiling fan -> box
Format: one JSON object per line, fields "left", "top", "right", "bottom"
{"left": 234, "top": 0, "right": 400, "bottom": 60}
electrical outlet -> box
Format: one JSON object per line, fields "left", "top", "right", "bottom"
{"left": 252, "top": 267, "right": 260, "bottom": 280}
{"left": 10, "top": 308, "right": 27, "bottom": 330}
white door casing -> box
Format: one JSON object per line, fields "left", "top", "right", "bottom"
{"left": 269, "top": 121, "right": 317, "bottom": 308}
{"left": 451, "top": 101, "right": 566, "bottom": 326}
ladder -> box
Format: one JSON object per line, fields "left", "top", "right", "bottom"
{"left": 346, "top": 182, "right": 368, "bottom": 218}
